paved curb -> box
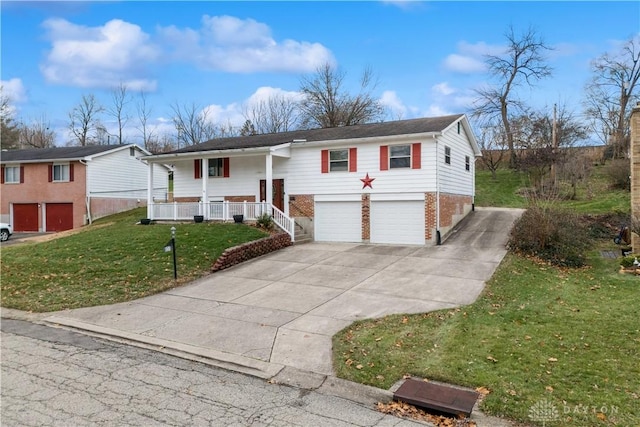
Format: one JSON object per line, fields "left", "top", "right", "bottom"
{"left": 2, "top": 308, "right": 524, "bottom": 427}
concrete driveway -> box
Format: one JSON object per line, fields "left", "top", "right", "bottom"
{"left": 42, "top": 207, "right": 523, "bottom": 379}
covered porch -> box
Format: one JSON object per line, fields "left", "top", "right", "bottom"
{"left": 142, "top": 143, "right": 295, "bottom": 241}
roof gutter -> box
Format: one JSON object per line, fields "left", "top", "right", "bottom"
{"left": 140, "top": 145, "right": 278, "bottom": 162}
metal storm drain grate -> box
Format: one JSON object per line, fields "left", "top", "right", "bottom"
{"left": 393, "top": 379, "right": 480, "bottom": 417}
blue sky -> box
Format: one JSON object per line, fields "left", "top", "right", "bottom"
{"left": 1, "top": 1, "right": 639, "bottom": 146}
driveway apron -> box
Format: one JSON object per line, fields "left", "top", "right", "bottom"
{"left": 44, "top": 207, "right": 524, "bottom": 377}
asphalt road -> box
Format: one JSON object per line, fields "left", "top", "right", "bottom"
{"left": 1, "top": 319, "right": 425, "bottom": 427}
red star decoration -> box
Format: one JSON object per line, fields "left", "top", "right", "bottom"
{"left": 360, "top": 173, "right": 375, "bottom": 189}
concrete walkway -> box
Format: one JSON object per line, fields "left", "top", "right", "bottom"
{"left": 5, "top": 207, "right": 524, "bottom": 425}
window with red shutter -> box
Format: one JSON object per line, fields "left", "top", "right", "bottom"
{"left": 411, "top": 143, "right": 421, "bottom": 169}
{"left": 349, "top": 148, "right": 357, "bottom": 172}
{"left": 194, "top": 159, "right": 202, "bottom": 179}
{"left": 380, "top": 146, "right": 389, "bottom": 171}
{"left": 321, "top": 150, "right": 329, "bottom": 173}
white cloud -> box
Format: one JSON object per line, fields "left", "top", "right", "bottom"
{"left": 443, "top": 40, "right": 506, "bottom": 74}
{"left": 1, "top": 78, "right": 27, "bottom": 104}
{"left": 443, "top": 54, "right": 486, "bottom": 74}
{"left": 431, "top": 82, "right": 455, "bottom": 96}
{"left": 379, "top": 90, "right": 408, "bottom": 119}
{"left": 40, "top": 18, "right": 159, "bottom": 90}
{"left": 245, "top": 86, "right": 304, "bottom": 106}
{"left": 158, "top": 15, "right": 335, "bottom": 73}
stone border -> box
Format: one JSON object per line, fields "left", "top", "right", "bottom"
{"left": 211, "top": 233, "right": 292, "bottom": 272}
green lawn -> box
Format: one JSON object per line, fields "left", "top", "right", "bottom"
{"left": 1, "top": 207, "right": 267, "bottom": 312}
{"left": 333, "top": 166, "right": 638, "bottom": 426}
{"left": 333, "top": 248, "right": 640, "bottom": 426}
{"left": 475, "top": 166, "right": 630, "bottom": 214}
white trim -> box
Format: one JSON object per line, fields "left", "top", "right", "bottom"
{"left": 314, "top": 194, "right": 362, "bottom": 202}
{"left": 370, "top": 193, "right": 424, "bottom": 201}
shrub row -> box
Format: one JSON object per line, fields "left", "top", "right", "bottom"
{"left": 211, "top": 232, "right": 292, "bottom": 272}
{"left": 508, "top": 206, "right": 592, "bottom": 267}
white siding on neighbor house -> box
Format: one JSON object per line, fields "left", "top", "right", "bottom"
{"left": 88, "top": 147, "right": 168, "bottom": 200}
{"left": 437, "top": 124, "right": 476, "bottom": 196}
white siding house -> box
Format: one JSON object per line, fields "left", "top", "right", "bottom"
{"left": 143, "top": 114, "right": 481, "bottom": 245}
{"left": 1, "top": 144, "right": 170, "bottom": 231}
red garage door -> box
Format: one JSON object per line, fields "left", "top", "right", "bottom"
{"left": 46, "top": 203, "right": 73, "bottom": 232}
{"left": 13, "top": 203, "right": 39, "bottom": 232}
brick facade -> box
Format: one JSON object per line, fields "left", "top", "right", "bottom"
{"left": 439, "top": 193, "right": 473, "bottom": 227}
{"left": 1, "top": 162, "right": 87, "bottom": 230}
{"left": 631, "top": 104, "right": 640, "bottom": 251}
{"left": 425, "top": 192, "right": 437, "bottom": 241}
{"left": 289, "top": 194, "right": 314, "bottom": 217}
{"left": 361, "top": 193, "right": 370, "bottom": 240}
{"left": 224, "top": 195, "right": 256, "bottom": 202}
{"left": 211, "top": 232, "right": 292, "bottom": 272}
{"left": 91, "top": 198, "right": 145, "bottom": 221}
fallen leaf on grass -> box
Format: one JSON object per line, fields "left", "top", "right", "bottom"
{"left": 548, "top": 357, "right": 558, "bottom": 362}
{"left": 596, "top": 412, "right": 606, "bottom": 421}
{"left": 475, "top": 386, "right": 491, "bottom": 396}
{"left": 545, "top": 386, "right": 554, "bottom": 392}
{"left": 377, "top": 401, "right": 477, "bottom": 427}
{"left": 486, "top": 356, "right": 498, "bottom": 363}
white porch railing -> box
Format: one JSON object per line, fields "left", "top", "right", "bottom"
{"left": 149, "top": 201, "right": 295, "bottom": 241}
{"left": 272, "top": 205, "right": 295, "bottom": 240}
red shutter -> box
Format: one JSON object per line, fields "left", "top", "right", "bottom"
{"left": 194, "top": 159, "right": 201, "bottom": 179}
{"left": 349, "top": 148, "right": 357, "bottom": 172}
{"left": 321, "top": 150, "right": 329, "bottom": 173}
{"left": 223, "top": 158, "right": 230, "bottom": 178}
{"left": 20, "top": 166, "right": 24, "bottom": 183}
{"left": 411, "top": 143, "right": 421, "bottom": 169}
{"left": 69, "top": 163, "right": 74, "bottom": 182}
{"left": 1, "top": 166, "right": 4, "bottom": 184}
{"left": 48, "top": 164, "right": 53, "bottom": 182}
{"left": 380, "top": 146, "right": 389, "bottom": 171}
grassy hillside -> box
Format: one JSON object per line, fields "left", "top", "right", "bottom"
{"left": 474, "top": 166, "right": 630, "bottom": 214}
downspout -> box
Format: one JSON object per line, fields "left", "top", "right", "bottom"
{"left": 80, "top": 160, "right": 92, "bottom": 225}
{"left": 435, "top": 139, "right": 441, "bottom": 245}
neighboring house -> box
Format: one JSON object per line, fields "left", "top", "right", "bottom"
{"left": 143, "top": 114, "right": 481, "bottom": 245}
{"left": 1, "top": 144, "right": 169, "bottom": 232}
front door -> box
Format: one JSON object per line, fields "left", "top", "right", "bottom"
{"left": 260, "top": 179, "right": 285, "bottom": 212}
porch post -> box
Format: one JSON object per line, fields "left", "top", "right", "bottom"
{"left": 265, "top": 153, "right": 273, "bottom": 211}
{"left": 201, "top": 158, "right": 209, "bottom": 218}
{"left": 147, "top": 162, "right": 154, "bottom": 219}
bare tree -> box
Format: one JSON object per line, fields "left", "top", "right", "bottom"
{"left": 472, "top": 26, "right": 553, "bottom": 168}
{"left": 18, "top": 115, "right": 55, "bottom": 148}
{"left": 107, "top": 83, "right": 130, "bottom": 144}
{"left": 135, "top": 91, "right": 156, "bottom": 150}
{"left": 146, "top": 133, "right": 177, "bottom": 154}
{"left": 68, "top": 94, "right": 104, "bottom": 146}
{"left": 0, "top": 89, "right": 19, "bottom": 150}
{"left": 560, "top": 153, "right": 592, "bottom": 200}
{"left": 583, "top": 35, "right": 640, "bottom": 158}
{"left": 298, "top": 63, "right": 385, "bottom": 128}
{"left": 242, "top": 94, "right": 302, "bottom": 134}
{"left": 171, "top": 102, "right": 220, "bottom": 147}
{"left": 476, "top": 119, "right": 507, "bottom": 180}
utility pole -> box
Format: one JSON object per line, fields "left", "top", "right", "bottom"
{"left": 550, "top": 103, "right": 558, "bottom": 188}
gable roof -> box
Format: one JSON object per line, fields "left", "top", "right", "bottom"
{"left": 169, "top": 114, "right": 468, "bottom": 154}
{"left": 0, "top": 144, "right": 149, "bottom": 164}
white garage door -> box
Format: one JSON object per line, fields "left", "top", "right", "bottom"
{"left": 315, "top": 201, "right": 362, "bottom": 242}
{"left": 371, "top": 201, "right": 425, "bottom": 245}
